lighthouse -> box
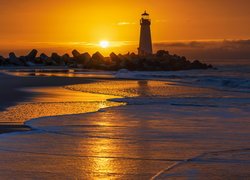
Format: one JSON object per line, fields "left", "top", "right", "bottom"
{"left": 138, "top": 11, "right": 153, "bottom": 55}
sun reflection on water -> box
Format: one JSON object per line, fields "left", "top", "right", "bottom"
{"left": 0, "top": 87, "right": 124, "bottom": 123}
{"left": 66, "top": 80, "right": 214, "bottom": 98}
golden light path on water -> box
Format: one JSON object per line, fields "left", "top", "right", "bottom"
{"left": 65, "top": 80, "right": 215, "bottom": 97}
{"left": 0, "top": 86, "right": 124, "bottom": 123}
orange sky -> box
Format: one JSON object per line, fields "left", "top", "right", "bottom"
{"left": 0, "top": 0, "right": 250, "bottom": 55}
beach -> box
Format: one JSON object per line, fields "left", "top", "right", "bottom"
{"left": 0, "top": 65, "right": 249, "bottom": 179}
{"left": 0, "top": 70, "right": 117, "bottom": 133}
{"left": 1, "top": 0, "right": 250, "bottom": 178}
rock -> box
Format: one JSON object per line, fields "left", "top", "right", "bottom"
{"left": 181, "top": 56, "right": 187, "bottom": 61}
{"left": 208, "top": 64, "right": 213, "bottom": 69}
{"left": 68, "top": 62, "right": 78, "bottom": 68}
{"left": 89, "top": 52, "right": 105, "bottom": 68}
{"left": 156, "top": 50, "right": 169, "bottom": 57}
{"left": 63, "top": 53, "right": 77, "bottom": 67}
{"left": 108, "top": 53, "right": 121, "bottom": 70}
{"left": 0, "top": 56, "right": 5, "bottom": 65}
{"left": 51, "top": 53, "right": 64, "bottom": 65}
{"left": 76, "top": 52, "right": 91, "bottom": 66}
{"left": 9, "top": 52, "right": 16, "bottom": 59}
{"left": 81, "top": 52, "right": 91, "bottom": 62}
{"left": 40, "top": 53, "right": 52, "bottom": 65}
{"left": 110, "top": 52, "right": 121, "bottom": 63}
{"left": 26, "top": 49, "right": 38, "bottom": 61}
{"left": 1, "top": 49, "right": 213, "bottom": 70}
{"left": 190, "top": 60, "right": 209, "bottom": 69}
{"left": 34, "top": 57, "right": 43, "bottom": 64}
{"left": 92, "top": 52, "right": 104, "bottom": 62}
{"left": 40, "top": 53, "right": 49, "bottom": 61}
{"left": 26, "top": 61, "right": 36, "bottom": 66}
{"left": 19, "top": 56, "right": 27, "bottom": 65}
{"left": 9, "top": 52, "right": 24, "bottom": 66}
{"left": 72, "top": 49, "right": 81, "bottom": 58}
{"left": 62, "top": 54, "right": 71, "bottom": 65}
{"left": 130, "top": 52, "right": 137, "bottom": 58}
{"left": 110, "top": 52, "right": 118, "bottom": 58}
{"left": 51, "top": 53, "right": 60, "bottom": 61}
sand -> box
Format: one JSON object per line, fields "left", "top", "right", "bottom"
{"left": 0, "top": 72, "right": 96, "bottom": 133}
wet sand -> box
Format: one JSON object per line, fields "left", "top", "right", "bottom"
{"left": 0, "top": 72, "right": 95, "bottom": 110}
{"left": 0, "top": 72, "right": 106, "bottom": 134}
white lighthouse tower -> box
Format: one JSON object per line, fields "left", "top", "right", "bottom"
{"left": 138, "top": 11, "right": 153, "bottom": 55}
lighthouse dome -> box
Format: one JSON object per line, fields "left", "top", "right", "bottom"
{"left": 142, "top": 11, "right": 149, "bottom": 16}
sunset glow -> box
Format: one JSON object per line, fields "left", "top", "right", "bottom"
{"left": 0, "top": 0, "right": 249, "bottom": 179}
{"left": 0, "top": 0, "right": 250, "bottom": 57}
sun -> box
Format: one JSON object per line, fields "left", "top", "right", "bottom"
{"left": 99, "top": 40, "right": 110, "bottom": 48}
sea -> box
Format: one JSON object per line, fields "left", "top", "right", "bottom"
{"left": 0, "top": 59, "right": 249, "bottom": 179}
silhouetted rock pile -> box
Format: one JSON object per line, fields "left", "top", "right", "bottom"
{"left": 0, "top": 49, "right": 213, "bottom": 71}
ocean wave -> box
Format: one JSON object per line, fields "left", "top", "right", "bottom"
{"left": 115, "top": 69, "right": 250, "bottom": 93}
{"left": 112, "top": 97, "right": 250, "bottom": 108}
{"left": 194, "top": 77, "right": 250, "bottom": 92}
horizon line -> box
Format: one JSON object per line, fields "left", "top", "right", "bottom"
{"left": 1, "top": 38, "right": 250, "bottom": 46}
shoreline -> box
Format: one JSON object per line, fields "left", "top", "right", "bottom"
{"left": 1, "top": 69, "right": 249, "bottom": 136}
{"left": 0, "top": 72, "right": 104, "bottom": 134}
{"left": 0, "top": 123, "right": 31, "bottom": 134}
{"left": 0, "top": 72, "right": 97, "bottom": 111}
{"left": 0, "top": 72, "right": 127, "bottom": 134}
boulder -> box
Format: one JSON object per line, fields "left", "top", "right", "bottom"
{"left": 129, "top": 52, "right": 137, "bottom": 58}
{"left": 40, "top": 53, "right": 52, "bottom": 65}
{"left": 40, "top": 53, "right": 49, "bottom": 61}
{"left": 191, "top": 60, "right": 209, "bottom": 69}
{"left": 81, "top": 52, "right": 91, "bottom": 61}
{"left": 90, "top": 52, "right": 105, "bottom": 68}
{"left": 76, "top": 52, "right": 91, "bottom": 66}
{"left": 19, "top": 56, "right": 27, "bottom": 65}
{"left": 0, "top": 56, "right": 5, "bottom": 65}
{"left": 72, "top": 49, "right": 81, "bottom": 58}
{"left": 51, "top": 53, "right": 64, "bottom": 65}
{"left": 26, "top": 49, "right": 38, "bottom": 62}
{"left": 1, "top": 49, "right": 213, "bottom": 70}
{"left": 156, "top": 50, "right": 169, "bottom": 57}
{"left": 92, "top": 52, "right": 104, "bottom": 62}
{"left": 34, "top": 57, "right": 43, "bottom": 64}
{"left": 62, "top": 54, "right": 71, "bottom": 65}
{"left": 9, "top": 52, "right": 24, "bottom": 66}
{"left": 110, "top": 52, "right": 121, "bottom": 63}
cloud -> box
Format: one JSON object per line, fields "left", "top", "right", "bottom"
{"left": 117, "top": 22, "right": 136, "bottom": 26}
{"left": 155, "top": 19, "right": 167, "bottom": 23}
{"left": 154, "top": 40, "right": 250, "bottom": 59}
{"left": 155, "top": 41, "right": 206, "bottom": 48}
